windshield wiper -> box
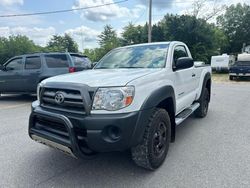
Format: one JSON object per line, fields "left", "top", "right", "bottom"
{"left": 94, "top": 67, "right": 110, "bottom": 69}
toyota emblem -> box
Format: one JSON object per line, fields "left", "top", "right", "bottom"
{"left": 55, "top": 92, "right": 65, "bottom": 104}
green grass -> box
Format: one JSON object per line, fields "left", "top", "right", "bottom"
{"left": 212, "top": 73, "right": 229, "bottom": 83}
{"left": 212, "top": 73, "right": 250, "bottom": 83}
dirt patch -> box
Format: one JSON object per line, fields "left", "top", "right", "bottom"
{"left": 212, "top": 73, "right": 250, "bottom": 84}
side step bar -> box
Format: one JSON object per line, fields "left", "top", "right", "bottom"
{"left": 175, "top": 103, "right": 200, "bottom": 126}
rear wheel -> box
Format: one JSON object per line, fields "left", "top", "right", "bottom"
{"left": 229, "top": 75, "right": 234, "bottom": 80}
{"left": 194, "top": 88, "right": 209, "bottom": 118}
{"left": 131, "top": 108, "right": 171, "bottom": 170}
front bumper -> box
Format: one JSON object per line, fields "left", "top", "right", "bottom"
{"left": 229, "top": 73, "right": 250, "bottom": 77}
{"left": 29, "top": 101, "right": 153, "bottom": 158}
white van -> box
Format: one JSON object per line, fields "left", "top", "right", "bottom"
{"left": 238, "top": 53, "right": 250, "bottom": 61}
{"left": 211, "top": 54, "right": 235, "bottom": 72}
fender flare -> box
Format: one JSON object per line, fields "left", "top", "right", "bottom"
{"left": 130, "top": 86, "right": 176, "bottom": 144}
{"left": 198, "top": 72, "right": 211, "bottom": 101}
{"left": 140, "top": 85, "right": 176, "bottom": 113}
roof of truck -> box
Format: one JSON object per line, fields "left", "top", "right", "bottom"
{"left": 238, "top": 53, "right": 250, "bottom": 61}
{"left": 116, "top": 41, "right": 183, "bottom": 49}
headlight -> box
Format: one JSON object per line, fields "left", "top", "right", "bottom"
{"left": 92, "top": 86, "right": 135, "bottom": 111}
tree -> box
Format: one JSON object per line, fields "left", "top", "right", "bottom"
{"left": 121, "top": 14, "right": 228, "bottom": 63}
{"left": 83, "top": 48, "right": 104, "bottom": 63}
{"left": 157, "top": 14, "right": 227, "bottom": 62}
{"left": 98, "top": 25, "right": 120, "bottom": 50}
{"left": 94, "top": 25, "right": 121, "bottom": 60}
{"left": 190, "top": 0, "right": 226, "bottom": 21}
{"left": 0, "top": 35, "right": 41, "bottom": 64}
{"left": 217, "top": 3, "right": 250, "bottom": 53}
{"left": 47, "top": 34, "right": 78, "bottom": 52}
{"left": 83, "top": 25, "right": 122, "bottom": 62}
{"left": 0, "top": 37, "right": 8, "bottom": 64}
{"left": 122, "top": 23, "right": 143, "bottom": 45}
{"left": 152, "top": 24, "right": 164, "bottom": 42}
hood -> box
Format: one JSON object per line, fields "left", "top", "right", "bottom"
{"left": 43, "top": 68, "right": 162, "bottom": 87}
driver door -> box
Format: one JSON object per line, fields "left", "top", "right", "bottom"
{"left": 172, "top": 45, "right": 196, "bottom": 114}
{"left": 0, "top": 57, "right": 24, "bottom": 93}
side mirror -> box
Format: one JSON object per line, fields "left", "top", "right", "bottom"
{"left": 174, "top": 57, "right": 194, "bottom": 71}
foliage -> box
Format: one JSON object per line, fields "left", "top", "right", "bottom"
{"left": 122, "top": 23, "right": 144, "bottom": 45}
{"left": 83, "top": 48, "right": 103, "bottom": 62}
{"left": 159, "top": 14, "right": 228, "bottom": 62}
{"left": 119, "top": 14, "right": 228, "bottom": 63}
{"left": 84, "top": 25, "right": 121, "bottom": 62}
{"left": 98, "top": 25, "right": 121, "bottom": 56}
{"left": 47, "top": 34, "right": 78, "bottom": 52}
{"left": 86, "top": 15, "right": 224, "bottom": 63}
{"left": 190, "top": 0, "right": 226, "bottom": 21}
{"left": 0, "top": 34, "right": 79, "bottom": 65}
{"left": 121, "top": 23, "right": 150, "bottom": 45}
{"left": 0, "top": 35, "right": 41, "bottom": 64}
{"left": 1, "top": 5, "right": 250, "bottom": 64}
{"left": 217, "top": 3, "right": 250, "bottom": 53}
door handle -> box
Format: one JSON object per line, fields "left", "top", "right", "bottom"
{"left": 192, "top": 73, "right": 196, "bottom": 77}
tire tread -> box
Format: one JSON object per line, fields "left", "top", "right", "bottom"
{"left": 131, "top": 108, "right": 170, "bottom": 170}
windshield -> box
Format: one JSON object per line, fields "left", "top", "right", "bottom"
{"left": 234, "top": 61, "right": 250, "bottom": 66}
{"left": 95, "top": 44, "right": 169, "bottom": 69}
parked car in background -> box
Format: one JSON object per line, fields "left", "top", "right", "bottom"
{"left": 0, "top": 52, "right": 91, "bottom": 94}
{"left": 211, "top": 54, "right": 235, "bottom": 73}
{"left": 229, "top": 53, "right": 250, "bottom": 80}
{"left": 244, "top": 45, "right": 250, "bottom": 53}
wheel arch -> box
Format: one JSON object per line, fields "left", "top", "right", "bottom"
{"left": 197, "top": 72, "right": 211, "bottom": 102}
{"left": 202, "top": 73, "right": 211, "bottom": 102}
{"left": 140, "top": 86, "right": 176, "bottom": 142}
{"left": 205, "top": 76, "right": 211, "bottom": 102}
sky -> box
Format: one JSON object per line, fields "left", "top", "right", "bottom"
{"left": 0, "top": 0, "right": 249, "bottom": 50}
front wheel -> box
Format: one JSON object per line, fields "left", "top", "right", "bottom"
{"left": 229, "top": 75, "right": 234, "bottom": 80}
{"left": 131, "top": 108, "right": 171, "bottom": 170}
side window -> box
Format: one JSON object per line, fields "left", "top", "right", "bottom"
{"left": 173, "top": 46, "right": 188, "bottom": 68}
{"left": 25, "top": 56, "right": 41, "bottom": 69}
{"left": 6, "top": 58, "right": 23, "bottom": 71}
{"left": 45, "top": 54, "right": 69, "bottom": 68}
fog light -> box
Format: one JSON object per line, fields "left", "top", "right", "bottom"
{"left": 103, "top": 126, "right": 121, "bottom": 142}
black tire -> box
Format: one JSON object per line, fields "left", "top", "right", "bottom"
{"left": 229, "top": 75, "right": 234, "bottom": 80}
{"left": 131, "top": 108, "right": 171, "bottom": 170}
{"left": 194, "top": 88, "right": 209, "bottom": 118}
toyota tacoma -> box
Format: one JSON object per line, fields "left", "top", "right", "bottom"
{"left": 29, "top": 42, "right": 211, "bottom": 170}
